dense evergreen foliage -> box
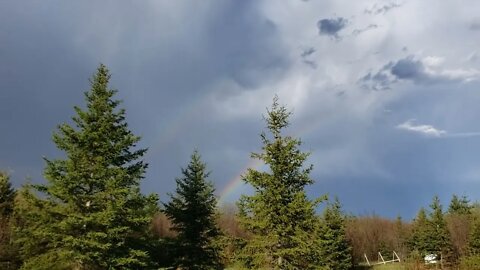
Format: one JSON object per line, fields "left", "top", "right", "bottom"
{"left": 429, "top": 196, "right": 453, "bottom": 257}
{"left": 409, "top": 196, "right": 453, "bottom": 266}
{"left": 0, "top": 172, "right": 15, "bottom": 217}
{"left": 469, "top": 216, "right": 480, "bottom": 255}
{"left": 163, "top": 150, "right": 223, "bottom": 270}
{"left": 0, "top": 172, "right": 20, "bottom": 269}
{"left": 14, "top": 65, "right": 158, "bottom": 269}
{"left": 449, "top": 195, "right": 472, "bottom": 215}
{"left": 317, "top": 197, "right": 352, "bottom": 270}
{"left": 409, "top": 207, "right": 430, "bottom": 255}
{"left": 237, "top": 97, "right": 323, "bottom": 269}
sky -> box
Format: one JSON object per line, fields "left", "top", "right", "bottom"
{"left": 1, "top": 0, "right": 480, "bottom": 219}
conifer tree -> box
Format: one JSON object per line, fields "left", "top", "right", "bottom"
{"left": 428, "top": 196, "right": 452, "bottom": 256}
{"left": 14, "top": 64, "right": 158, "bottom": 269}
{"left": 448, "top": 194, "right": 472, "bottom": 215}
{"left": 0, "top": 172, "right": 15, "bottom": 218}
{"left": 163, "top": 150, "right": 222, "bottom": 270}
{"left": 237, "top": 97, "right": 323, "bottom": 269}
{"left": 468, "top": 217, "right": 480, "bottom": 255}
{"left": 0, "top": 172, "right": 19, "bottom": 269}
{"left": 409, "top": 198, "right": 453, "bottom": 265}
{"left": 317, "top": 197, "right": 352, "bottom": 270}
{"left": 409, "top": 207, "right": 431, "bottom": 255}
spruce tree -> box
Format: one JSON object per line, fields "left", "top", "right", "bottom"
{"left": 448, "top": 194, "right": 472, "bottom": 215}
{"left": 428, "top": 196, "right": 452, "bottom": 256}
{"left": 409, "top": 197, "right": 453, "bottom": 259}
{"left": 468, "top": 217, "right": 480, "bottom": 255}
{"left": 317, "top": 197, "right": 352, "bottom": 270}
{"left": 0, "top": 172, "right": 15, "bottom": 218}
{"left": 409, "top": 207, "right": 431, "bottom": 255}
{"left": 237, "top": 97, "right": 323, "bottom": 269}
{"left": 0, "top": 172, "right": 19, "bottom": 269}
{"left": 163, "top": 150, "right": 222, "bottom": 270}
{"left": 14, "top": 64, "right": 158, "bottom": 269}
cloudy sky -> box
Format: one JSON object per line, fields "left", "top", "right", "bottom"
{"left": 1, "top": 0, "right": 480, "bottom": 219}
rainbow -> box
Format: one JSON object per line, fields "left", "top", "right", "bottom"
{"left": 149, "top": 98, "right": 206, "bottom": 157}
{"left": 218, "top": 158, "right": 264, "bottom": 204}
{"left": 147, "top": 96, "right": 323, "bottom": 205}
{"left": 216, "top": 117, "right": 322, "bottom": 204}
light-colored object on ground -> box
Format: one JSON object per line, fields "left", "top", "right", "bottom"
{"left": 424, "top": 253, "right": 439, "bottom": 264}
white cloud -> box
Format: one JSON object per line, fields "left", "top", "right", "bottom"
{"left": 396, "top": 119, "right": 446, "bottom": 137}
{"left": 422, "top": 56, "right": 445, "bottom": 67}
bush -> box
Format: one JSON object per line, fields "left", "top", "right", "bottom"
{"left": 459, "top": 255, "right": 480, "bottom": 270}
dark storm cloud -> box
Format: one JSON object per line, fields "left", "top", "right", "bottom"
{"left": 365, "top": 2, "right": 402, "bottom": 15}
{"left": 390, "top": 57, "right": 426, "bottom": 80}
{"left": 0, "top": 0, "right": 290, "bottom": 195}
{"left": 359, "top": 56, "right": 479, "bottom": 90}
{"left": 317, "top": 17, "right": 348, "bottom": 39}
{"left": 3, "top": 0, "right": 480, "bottom": 220}
{"left": 359, "top": 57, "right": 425, "bottom": 90}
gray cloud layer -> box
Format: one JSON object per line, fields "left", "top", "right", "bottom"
{"left": 317, "top": 17, "right": 348, "bottom": 39}
{"left": 360, "top": 56, "right": 480, "bottom": 90}
{"left": 2, "top": 0, "right": 480, "bottom": 218}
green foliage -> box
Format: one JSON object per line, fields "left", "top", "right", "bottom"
{"left": 0, "top": 172, "right": 15, "bottom": 217}
{"left": 409, "top": 196, "right": 453, "bottom": 262}
{"left": 14, "top": 64, "right": 159, "bottom": 269}
{"left": 408, "top": 207, "right": 430, "bottom": 255}
{"left": 237, "top": 97, "right": 323, "bottom": 269}
{"left": 459, "top": 255, "right": 480, "bottom": 270}
{"left": 163, "top": 150, "right": 223, "bottom": 270}
{"left": 428, "top": 196, "right": 453, "bottom": 256}
{"left": 317, "top": 197, "right": 353, "bottom": 270}
{"left": 0, "top": 172, "right": 20, "bottom": 269}
{"left": 468, "top": 216, "right": 480, "bottom": 255}
{"left": 448, "top": 194, "right": 472, "bottom": 215}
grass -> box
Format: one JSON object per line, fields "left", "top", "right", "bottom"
{"left": 371, "top": 264, "right": 408, "bottom": 270}
{"left": 354, "top": 261, "right": 445, "bottom": 270}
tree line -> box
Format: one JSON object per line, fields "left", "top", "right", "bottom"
{"left": 0, "top": 65, "right": 480, "bottom": 269}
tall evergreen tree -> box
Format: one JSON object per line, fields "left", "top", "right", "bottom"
{"left": 0, "top": 172, "right": 20, "bottom": 269}
{"left": 14, "top": 64, "right": 158, "bottom": 269}
{"left": 448, "top": 194, "right": 472, "bottom": 215}
{"left": 409, "top": 197, "right": 453, "bottom": 259}
{"left": 317, "top": 197, "right": 352, "bottom": 270}
{"left": 0, "top": 172, "right": 15, "bottom": 218}
{"left": 428, "top": 196, "right": 452, "bottom": 257}
{"left": 409, "top": 207, "right": 431, "bottom": 255}
{"left": 237, "top": 97, "right": 323, "bottom": 269}
{"left": 163, "top": 150, "right": 222, "bottom": 270}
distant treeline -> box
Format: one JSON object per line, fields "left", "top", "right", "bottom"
{"left": 1, "top": 65, "right": 480, "bottom": 270}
